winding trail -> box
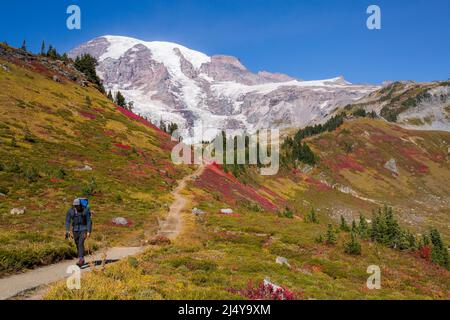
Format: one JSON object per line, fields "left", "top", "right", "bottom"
{"left": 0, "top": 165, "right": 204, "bottom": 300}
{"left": 158, "top": 165, "right": 205, "bottom": 239}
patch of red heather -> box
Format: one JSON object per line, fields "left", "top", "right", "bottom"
{"left": 50, "top": 177, "right": 63, "bottom": 183}
{"left": 116, "top": 106, "right": 168, "bottom": 136}
{"left": 79, "top": 111, "right": 97, "bottom": 120}
{"left": 317, "top": 139, "right": 329, "bottom": 147}
{"left": 398, "top": 147, "right": 430, "bottom": 174}
{"left": 332, "top": 154, "right": 365, "bottom": 173}
{"left": 354, "top": 147, "right": 366, "bottom": 158}
{"left": 430, "top": 153, "right": 445, "bottom": 163}
{"left": 367, "top": 148, "right": 385, "bottom": 164}
{"left": 370, "top": 133, "right": 401, "bottom": 144}
{"left": 400, "top": 147, "right": 422, "bottom": 158}
{"left": 417, "top": 165, "right": 430, "bottom": 174}
{"left": 196, "top": 163, "right": 278, "bottom": 212}
{"left": 259, "top": 185, "right": 287, "bottom": 205}
{"left": 28, "top": 60, "right": 54, "bottom": 78}
{"left": 305, "top": 177, "right": 332, "bottom": 192}
{"left": 125, "top": 163, "right": 148, "bottom": 177}
{"left": 114, "top": 143, "right": 132, "bottom": 151}
{"left": 104, "top": 130, "right": 116, "bottom": 137}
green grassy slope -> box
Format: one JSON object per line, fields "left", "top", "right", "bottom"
{"left": 0, "top": 46, "right": 192, "bottom": 276}
{"left": 46, "top": 120, "right": 450, "bottom": 300}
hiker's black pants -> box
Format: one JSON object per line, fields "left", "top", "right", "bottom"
{"left": 73, "top": 231, "right": 87, "bottom": 259}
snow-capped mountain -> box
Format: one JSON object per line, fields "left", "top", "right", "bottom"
{"left": 69, "top": 35, "right": 379, "bottom": 142}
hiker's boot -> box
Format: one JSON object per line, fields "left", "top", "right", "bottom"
{"left": 77, "top": 258, "right": 85, "bottom": 268}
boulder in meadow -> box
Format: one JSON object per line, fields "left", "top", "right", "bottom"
{"left": 10, "top": 207, "right": 26, "bottom": 215}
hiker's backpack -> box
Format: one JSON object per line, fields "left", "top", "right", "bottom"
{"left": 72, "top": 198, "right": 91, "bottom": 226}
{"left": 79, "top": 198, "right": 89, "bottom": 210}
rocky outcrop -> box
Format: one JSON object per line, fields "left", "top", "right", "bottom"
{"left": 384, "top": 159, "right": 399, "bottom": 175}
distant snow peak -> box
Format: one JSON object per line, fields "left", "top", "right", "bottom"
{"left": 69, "top": 35, "right": 379, "bottom": 142}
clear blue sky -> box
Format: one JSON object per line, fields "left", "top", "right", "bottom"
{"left": 1, "top": 0, "right": 449, "bottom": 84}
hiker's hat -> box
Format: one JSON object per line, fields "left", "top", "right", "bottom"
{"left": 73, "top": 198, "right": 81, "bottom": 206}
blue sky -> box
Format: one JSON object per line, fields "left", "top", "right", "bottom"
{"left": 1, "top": 0, "right": 449, "bottom": 84}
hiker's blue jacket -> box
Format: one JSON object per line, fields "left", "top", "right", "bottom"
{"left": 65, "top": 207, "right": 92, "bottom": 233}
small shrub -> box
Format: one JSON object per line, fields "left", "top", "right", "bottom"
{"left": 305, "top": 208, "right": 319, "bottom": 224}
{"left": 115, "top": 194, "right": 123, "bottom": 203}
{"left": 10, "top": 137, "right": 17, "bottom": 147}
{"left": 56, "top": 168, "right": 67, "bottom": 180}
{"left": 280, "top": 207, "right": 294, "bottom": 219}
{"left": 127, "top": 257, "right": 139, "bottom": 268}
{"left": 325, "top": 224, "right": 337, "bottom": 246}
{"left": 344, "top": 233, "right": 362, "bottom": 255}
{"left": 228, "top": 280, "right": 300, "bottom": 300}
{"left": 24, "top": 167, "right": 39, "bottom": 182}
{"left": 8, "top": 163, "right": 22, "bottom": 174}
{"left": 340, "top": 216, "right": 350, "bottom": 232}
{"left": 23, "top": 131, "right": 37, "bottom": 143}
{"left": 315, "top": 235, "right": 324, "bottom": 244}
{"left": 82, "top": 178, "right": 97, "bottom": 196}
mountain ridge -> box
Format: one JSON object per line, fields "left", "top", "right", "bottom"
{"left": 69, "top": 35, "right": 379, "bottom": 142}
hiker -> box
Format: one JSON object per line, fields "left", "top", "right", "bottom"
{"left": 65, "top": 198, "right": 92, "bottom": 267}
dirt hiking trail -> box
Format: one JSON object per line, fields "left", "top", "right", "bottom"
{"left": 0, "top": 165, "right": 204, "bottom": 300}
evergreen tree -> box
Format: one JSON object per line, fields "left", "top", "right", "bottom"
{"left": 167, "top": 122, "right": 179, "bottom": 135}
{"left": 344, "top": 232, "right": 362, "bottom": 255}
{"left": 340, "top": 216, "right": 350, "bottom": 232}
{"left": 325, "top": 224, "right": 337, "bottom": 245}
{"left": 127, "top": 101, "right": 134, "bottom": 112}
{"left": 61, "top": 53, "right": 69, "bottom": 62}
{"left": 358, "top": 213, "right": 369, "bottom": 239}
{"left": 429, "top": 229, "right": 449, "bottom": 269}
{"left": 107, "top": 90, "right": 114, "bottom": 101}
{"left": 115, "top": 91, "right": 127, "bottom": 108}
{"left": 306, "top": 208, "right": 319, "bottom": 224}
{"left": 159, "top": 120, "right": 167, "bottom": 133}
{"left": 21, "top": 40, "right": 27, "bottom": 52}
{"left": 40, "top": 41, "right": 46, "bottom": 55}
{"left": 73, "top": 54, "right": 105, "bottom": 92}
{"left": 351, "top": 220, "right": 358, "bottom": 233}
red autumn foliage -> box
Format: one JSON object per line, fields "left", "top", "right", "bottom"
{"left": 228, "top": 281, "right": 301, "bottom": 300}
{"left": 305, "top": 177, "right": 332, "bottom": 191}
{"left": 115, "top": 106, "right": 178, "bottom": 151}
{"left": 417, "top": 165, "right": 430, "bottom": 174}
{"left": 79, "top": 111, "right": 97, "bottom": 120}
{"left": 196, "top": 163, "right": 278, "bottom": 212}
{"left": 104, "top": 130, "right": 116, "bottom": 137}
{"left": 419, "top": 246, "right": 431, "bottom": 261}
{"left": 114, "top": 143, "right": 132, "bottom": 151}
{"left": 331, "top": 154, "right": 365, "bottom": 172}
{"left": 116, "top": 106, "right": 166, "bottom": 135}
{"left": 50, "top": 177, "right": 63, "bottom": 183}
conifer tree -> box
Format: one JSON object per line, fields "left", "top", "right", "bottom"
{"left": 340, "top": 216, "right": 350, "bottom": 232}
{"left": 107, "top": 90, "right": 114, "bottom": 101}
{"left": 352, "top": 220, "right": 358, "bottom": 233}
{"left": 40, "top": 41, "right": 46, "bottom": 55}
{"left": 115, "top": 91, "right": 126, "bottom": 108}
{"left": 429, "top": 229, "right": 449, "bottom": 269}
{"left": 21, "top": 40, "right": 27, "bottom": 52}
{"left": 325, "top": 224, "right": 337, "bottom": 245}
{"left": 359, "top": 213, "right": 369, "bottom": 239}
{"left": 344, "top": 232, "right": 362, "bottom": 255}
{"left": 73, "top": 54, "right": 105, "bottom": 92}
{"left": 306, "top": 208, "right": 319, "bottom": 224}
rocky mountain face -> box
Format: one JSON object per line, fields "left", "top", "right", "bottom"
{"left": 69, "top": 35, "right": 379, "bottom": 142}
{"left": 345, "top": 80, "right": 450, "bottom": 132}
